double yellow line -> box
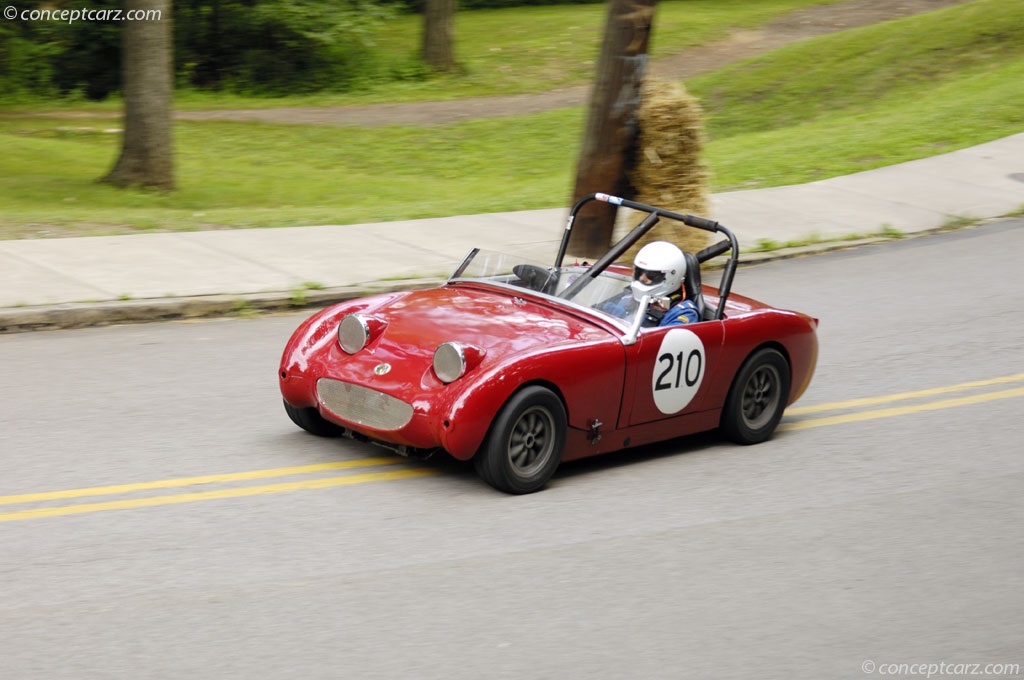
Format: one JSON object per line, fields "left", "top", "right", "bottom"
{"left": 0, "top": 457, "right": 435, "bottom": 524}
{"left": 781, "top": 372, "right": 1024, "bottom": 431}
{"left": 4, "top": 373, "right": 1022, "bottom": 524}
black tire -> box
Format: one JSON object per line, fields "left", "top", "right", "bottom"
{"left": 720, "top": 348, "right": 790, "bottom": 445}
{"left": 474, "top": 386, "right": 567, "bottom": 494}
{"left": 284, "top": 401, "right": 344, "bottom": 437}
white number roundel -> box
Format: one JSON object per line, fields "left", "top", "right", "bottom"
{"left": 651, "top": 328, "right": 706, "bottom": 414}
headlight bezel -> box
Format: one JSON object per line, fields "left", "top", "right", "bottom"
{"left": 433, "top": 341, "right": 468, "bottom": 384}
{"left": 432, "top": 341, "right": 486, "bottom": 384}
{"left": 337, "top": 314, "right": 371, "bottom": 354}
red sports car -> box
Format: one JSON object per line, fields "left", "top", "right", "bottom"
{"left": 279, "top": 194, "right": 819, "bottom": 493}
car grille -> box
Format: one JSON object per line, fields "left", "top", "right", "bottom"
{"left": 316, "top": 378, "right": 414, "bottom": 431}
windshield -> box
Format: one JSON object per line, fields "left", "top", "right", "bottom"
{"left": 450, "top": 249, "right": 635, "bottom": 325}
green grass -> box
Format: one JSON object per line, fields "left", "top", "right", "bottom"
{"left": 1, "top": 0, "right": 1023, "bottom": 238}
{"left": 363, "top": 0, "right": 847, "bottom": 102}
{"left": 750, "top": 224, "right": 906, "bottom": 253}
{"left": 1, "top": 0, "right": 842, "bottom": 112}
{"left": 0, "top": 112, "right": 583, "bottom": 237}
{"left": 691, "top": 0, "right": 1024, "bottom": 134}
{"left": 703, "top": 55, "right": 1024, "bottom": 189}
{"left": 689, "top": 0, "right": 1024, "bottom": 186}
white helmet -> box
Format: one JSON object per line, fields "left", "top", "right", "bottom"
{"left": 631, "top": 241, "right": 686, "bottom": 301}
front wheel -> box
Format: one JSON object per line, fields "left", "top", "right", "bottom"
{"left": 475, "top": 386, "right": 566, "bottom": 494}
{"left": 720, "top": 348, "right": 790, "bottom": 445}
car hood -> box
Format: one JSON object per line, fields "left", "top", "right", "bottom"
{"left": 364, "top": 284, "right": 615, "bottom": 362}
{"left": 297, "top": 283, "right": 621, "bottom": 398}
{"left": 284, "top": 282, "right": 623, "bottom": 405}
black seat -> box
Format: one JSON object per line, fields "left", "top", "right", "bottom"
{"left": 682, "top": 251, "right": 706, "bottom": 320}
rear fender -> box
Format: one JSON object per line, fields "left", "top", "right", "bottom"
{"left": 720, "top": 310, "right": 819, "bottom": 407}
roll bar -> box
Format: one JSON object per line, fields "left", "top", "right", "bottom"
{"left": 555, "top": 193, "right": 740, "bottom": 320}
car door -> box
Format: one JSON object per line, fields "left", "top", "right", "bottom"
{"left": 619, "top": 320, "right": 726, "bottom": 427}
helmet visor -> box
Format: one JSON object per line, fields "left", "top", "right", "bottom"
{"left": 634, "top": 267, "right": 667, "bottom": 285}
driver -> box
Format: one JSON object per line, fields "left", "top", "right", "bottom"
{"left": 600, "top": 241, "right": 700, "bottom": 326}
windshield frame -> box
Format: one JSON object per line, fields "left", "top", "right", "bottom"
{"left": 448, "top": 248, "right": 639, "bottom": 333}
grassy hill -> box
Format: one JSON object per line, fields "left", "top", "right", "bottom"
{"left": 1, "top": 0, "right": 1021, "bottom": 238}
{"left": 692, "top": 0, "right": 1024, "bottom": 187}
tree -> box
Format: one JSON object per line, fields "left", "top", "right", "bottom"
{"left": 568, "top": 0, "right": 656, "bottom": 258}
{"left": 102, "top": 0, "right": 174, "bottom": 190}
{"left": 422, "top": 0, "right": 456, "bottom": 73}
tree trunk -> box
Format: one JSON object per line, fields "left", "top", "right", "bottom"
{"left": 568, "top": 0, "right": 656, "bottom": 258}
{"left": 422, "top": 0, "right": 457, "bottom": 72}
{"left": 102, "top": 0, "right": 175, "bottom": 191}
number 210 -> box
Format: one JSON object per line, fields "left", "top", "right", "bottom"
{"left": 655, "top": 350, "right": 702, "bottom": 391}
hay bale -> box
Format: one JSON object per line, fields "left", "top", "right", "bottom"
{"left": 616, "top": 79, "right": 711, "bottom": 264}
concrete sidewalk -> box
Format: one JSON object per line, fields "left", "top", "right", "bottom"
{"left": 1, "top": 133, "right": 1022, "bottom": 332}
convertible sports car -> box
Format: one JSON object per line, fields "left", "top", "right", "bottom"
{"left": 279, "top": 193, "right": 818, "bottom": 493}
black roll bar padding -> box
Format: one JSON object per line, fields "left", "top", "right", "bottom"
{"left": 715, "top": 258, "right": 738, "bottom": 315}
{"left": 696, "top": 239, "right": 731, "bottom": 264}
{"left": 556, "top": 193, "right": 740, "bottom": 319}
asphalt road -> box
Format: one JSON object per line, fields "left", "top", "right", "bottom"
{"left": 2, "top": 219, "right": 1022, "bottom": 680}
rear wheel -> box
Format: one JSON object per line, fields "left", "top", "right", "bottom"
{"left": 475, "top": 386, "right": 566, "bottom": 494}
{"left": 284, "top": 401, "right": 344, "bottom": 437}
{"left": 721, "top": 348, "right": 790, "bottom": 444}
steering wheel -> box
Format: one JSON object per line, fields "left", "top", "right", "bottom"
{"left": 512, "top": 264, "right": 559, "bottom": 295}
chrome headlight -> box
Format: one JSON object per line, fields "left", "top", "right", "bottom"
{"left": 338, "top": 314, "right": 370, "bottom": 354}
{"left": 433, "top": 342, "right": 486, "bottom": 384}
{"left": 433, "top": 342, "right": 467, "bottom": 384}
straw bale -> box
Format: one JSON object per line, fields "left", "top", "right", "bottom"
{"left": 616, "top": 79, "right": 711, "bottom": 263}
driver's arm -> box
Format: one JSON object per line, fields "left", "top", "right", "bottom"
{"left": 659, "top": 301, "right": 700, "bottom": 326}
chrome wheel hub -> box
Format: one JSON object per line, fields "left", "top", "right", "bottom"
{"left": 741, "top": 365, "right": 781, "bottom": 430}
{"left": 508, "top": 406, "right": 555, "bottom": 475}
